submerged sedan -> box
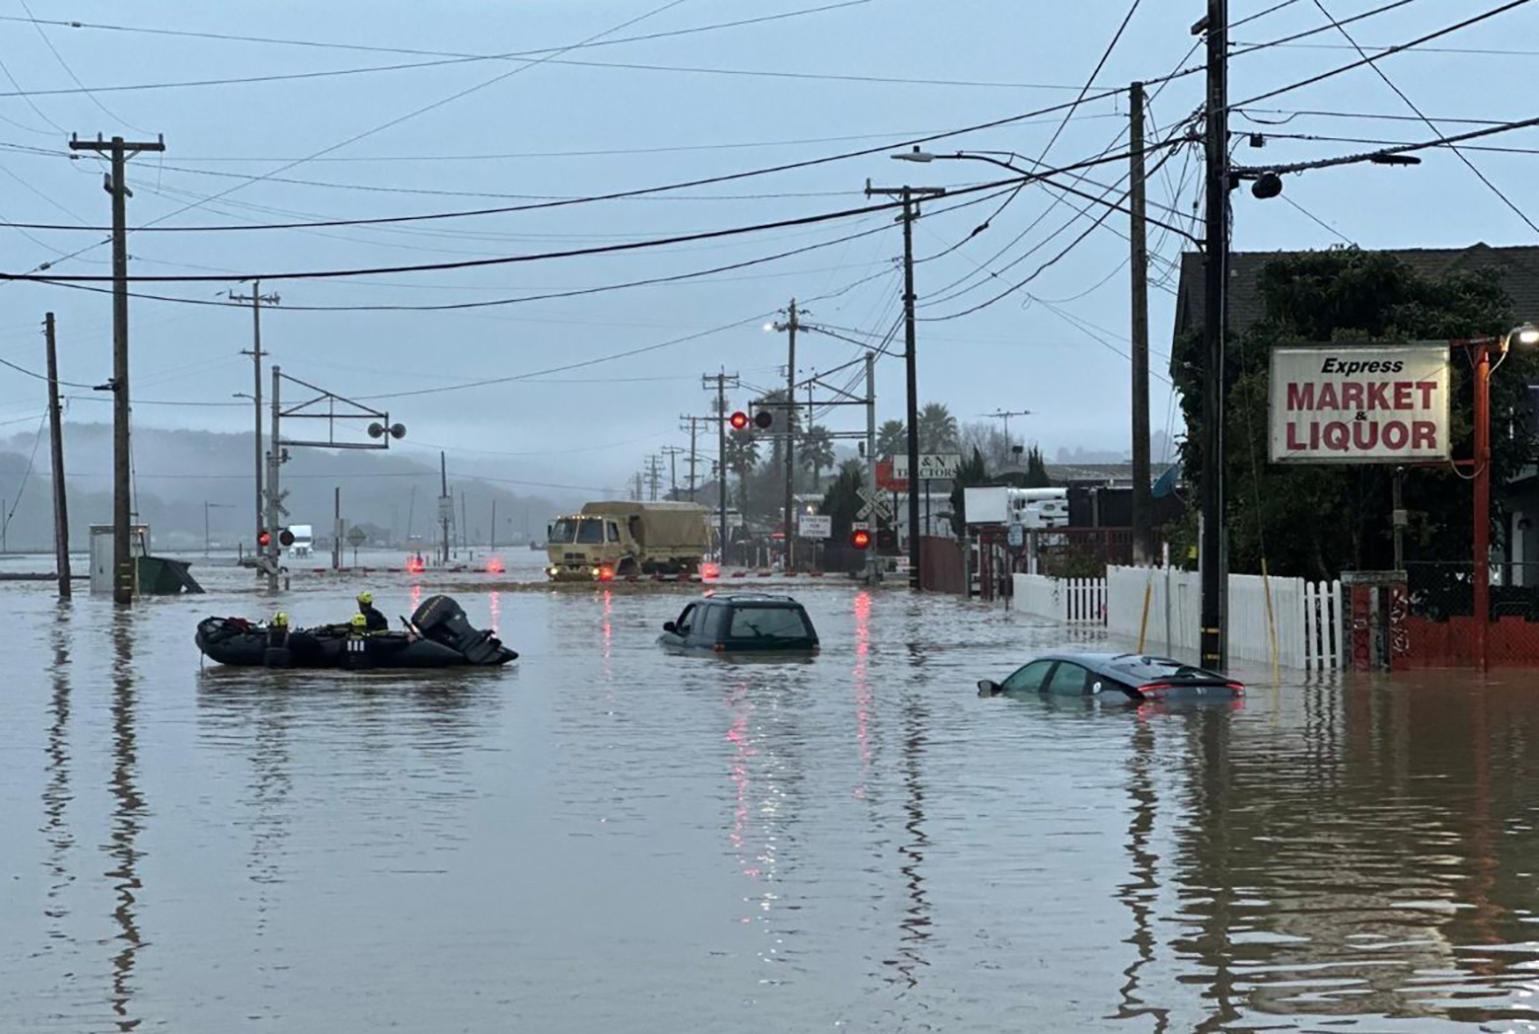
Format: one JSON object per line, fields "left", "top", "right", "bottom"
{"left": 977, "top": 652, "right": 1244, "bottom": 703}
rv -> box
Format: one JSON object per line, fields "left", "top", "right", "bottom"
{"left": 1006, "top": 488, "right": 1069, "bottom": 530}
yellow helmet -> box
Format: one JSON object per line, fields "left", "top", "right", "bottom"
{"left": 350, "top": 613, "right": 368, "bottom": 629}
{"left": 273, "top": 611, "right": 289, "bottom": 626}
{"left": 357, "top": 591, "right": 373, "bottom": 605}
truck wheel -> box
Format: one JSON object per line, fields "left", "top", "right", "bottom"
{"left": 617, "top": 557, "right": 640, "bottom": 579}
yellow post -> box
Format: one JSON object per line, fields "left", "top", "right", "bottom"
{"left": 1261, "top": 557, "right": 1280, "bottom": 683}
{"left": 1136, "top": 565, "right": 1154, "bottom": 653}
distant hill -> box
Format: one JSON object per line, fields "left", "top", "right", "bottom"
{"left": 0, "top": 423, "right": 580, "bottom": 553}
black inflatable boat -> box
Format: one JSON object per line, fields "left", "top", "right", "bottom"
{"left": 196, "top": 594, "right": 517, "bottom": 669}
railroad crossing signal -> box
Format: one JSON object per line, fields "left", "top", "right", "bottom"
{"left": 729, "top": 411, "right": 749, "bottom": 430}
{"left": 856, "top": 486, "right": 893, "bottom": 522}
{"left": 753, "top": 409, "right": 774, "bottom": 430}
{"left": 850, "top": 528, "right": 871, "bottom": 550}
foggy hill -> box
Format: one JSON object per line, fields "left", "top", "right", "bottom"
{"left": 0, "top": 423, "right": 595, "bottom": 553}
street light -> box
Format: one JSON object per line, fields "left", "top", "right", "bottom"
{"left": 1461, "top": 321, "right": 1538, "bottom": 670}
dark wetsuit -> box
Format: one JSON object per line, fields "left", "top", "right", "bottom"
{"left": 358, "top": 602, "right": 389, "bottom": 632}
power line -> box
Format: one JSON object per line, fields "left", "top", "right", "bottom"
{"left": 1232, "top": 0, "right": 1536, "bottom": 109}
{"left": 15, "top": 0, "right": 149, "bottom": 132}
{"left": 1307, "top": 0, "right": 1539, "bottom": 234}
{"left": 1281, "top": 194, "right": 1355, "bottom": 245}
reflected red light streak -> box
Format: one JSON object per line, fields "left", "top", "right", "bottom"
{"left": 852, "top": 591, "right": 873, "bottom": 791}
{"left": 409, "top": 582, "right": 422, "bottom": 611}
{"left": 489, "top": 590, "right": 501, "bottom": 637}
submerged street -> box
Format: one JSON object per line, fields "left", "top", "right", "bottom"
{"left": 4, "top": 554, "right": 1539, "bottom": 1031}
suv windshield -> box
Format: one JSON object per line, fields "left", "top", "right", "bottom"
{"left": 728, "top": 606, "right": 810, "bottom": 641}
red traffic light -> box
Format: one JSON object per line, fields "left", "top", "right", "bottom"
{"left": 850, "top": 528, "right": 871, "bottom": 550}
{"left": 754, "top": 410, "right": 774, "bottom": 430}
{"left": 258, "top": 530, "right": 271, "bottom": 548}
{"left": 729, "top": 411, "right": 749, "bottom": 430}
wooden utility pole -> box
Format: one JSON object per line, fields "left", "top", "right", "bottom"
{"left": 864, "top": 181, "right": 945, "bottom": 589}
{"left": 701, "top": 370, "right": 740, "bottom": 563}
{"left": 1129, "top": 80, "right": 1154, "bottom": 566}
{"left": 782, "top": 299, "right": 799, "bottom": 571}
{"left": 45, "top": 312, "right": 70, "bottom": 598}
{"left": 231, "top": 280, "right": 279, "bottom": 560}
{"left": 1199, "top": 0, "right": 1230, "bottom": 669}
{"left": 439, "top": 451, "right": 450, "bottom": 565}
{"left": 679, "top": 415, "right": 701, "bottom": 500}
{"left": 69, "top": 132, "right": 165, "bottom": 605}
{"left": 265, "top": 365, "right": 282, "bottom": 592}
{"left": 332, "top": 486, "right": 341, "bottom": 571}
{"left": 661, "top": 445, "right": 685, "bottom": 500}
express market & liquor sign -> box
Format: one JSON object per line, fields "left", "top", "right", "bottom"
{"left": 1268, "top": 344, "right": 1450, "bottom": 464}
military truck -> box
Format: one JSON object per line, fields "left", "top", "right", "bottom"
{"left": 545, "top": 501, "right": 712, "bottom": 581}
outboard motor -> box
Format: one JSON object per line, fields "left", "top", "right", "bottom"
{"left": 410, "top": 594, "right": 512, "bottom": 665}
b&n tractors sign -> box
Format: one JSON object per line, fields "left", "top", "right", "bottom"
{"left": 1268, "top": 344, "right": 1450, "bottom": 464}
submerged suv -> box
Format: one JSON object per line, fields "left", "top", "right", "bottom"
{"left": 660, "top": 594, "right": 819, "bottom": 654}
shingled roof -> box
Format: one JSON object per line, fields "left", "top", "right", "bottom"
{"left": 1174, "top": 243, "right": 1539, "bottom": 340}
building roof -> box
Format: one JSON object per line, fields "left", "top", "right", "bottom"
{"left": 1046, "top": 463, "right": 1134, "bottom": 485}
{"left": 1174, "top": 243, "right": 1539, "bottom": 340}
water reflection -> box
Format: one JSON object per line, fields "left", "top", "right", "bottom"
{"left": 886, "top": 684, "right": 931, "bottom": 990}
{"left": 41, "top": 601, "right": 74, "bottom": 944}
{"left": 105, "top": 607, "right": 145, "bottom": 1032}
{"left": 1113, "top": 716, "right": 1167, "bottom": 1031}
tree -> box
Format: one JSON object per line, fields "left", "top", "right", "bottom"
{"left": 1024, "top": 445, "right": 1051, "bottom": 488}
{"left": 820, "top": 459, "right": 868, "bottom": 539}
{"left": 876, "top": 419, "right": 905, "bottom": 460}
{"left": 1171, "top": 247, "right": 1535, "bottom": 580}
{"left": 800, "top": 425, "right": 835, "bottom": 489}
{"left": 918, "top": 402, "right": 960, "bottom": 453}
{"left": 723, "top": 428, "right": 760, "bottom": 513}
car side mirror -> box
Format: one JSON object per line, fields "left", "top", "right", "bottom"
{"left": 663, "top": 621, "right": 677, "bottom": 634}
{"left": 977, "top": 679, "right": 1000, "bottom": 697}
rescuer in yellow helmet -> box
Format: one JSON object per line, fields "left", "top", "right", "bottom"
{"left": 355, "top": 591, "right": 388, "bottom": 632}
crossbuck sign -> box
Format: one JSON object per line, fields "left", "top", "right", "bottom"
{"left": 857, "top": 486, "right": 893, "bottom": 523}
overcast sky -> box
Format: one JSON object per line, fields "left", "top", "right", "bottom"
{"left": 0, "top": 0, "right": 1532, "bottom": 490}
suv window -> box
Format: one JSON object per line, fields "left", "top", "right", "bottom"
{"left": 1001, "top": 659, "right": 1054, "bottom": 692}
{"left": 1044, "top": 662, "right": 1090, "bottom": 694}
{"left": 727, "top": 606, "right": 809, "bottom": 641}
{"left": 673, "top": 604, "right": 696, "bottom": 636}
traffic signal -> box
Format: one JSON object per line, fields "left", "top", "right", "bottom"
{"left": 278, "top": 528, "right": 296, "bottom": 547}
{"left": 729, "top": 411, "right": 749, "bottom": 430}
{"left": 258, "top": 529, "right": 271, "bottom": 548}
{"left": 753, "top": 409, "right": 774, "bottom": 430}
{"left": 850, "top": 528, "right": 871, "bottom": 550}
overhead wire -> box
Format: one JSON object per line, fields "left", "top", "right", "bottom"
{"left": 1307, "top": 0, "right": 1539, "bottom": 234}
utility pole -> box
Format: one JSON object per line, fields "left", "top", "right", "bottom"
{"left": 1129, "top": 80, "right": 1154, "bottom": 567}
{"left": 865, "top": 350, "right": 879, "bottom": 585}
{"left": 45, "top": 312, "right": 70, "bottom": 598}
{"left": 702, "top": 370, "right": 740, "bottom": 564}
{"left": 644, "top": 454, "right": 664, "bottom": 501}
{"left": 982, "top": 409, "right": 1032, "bottom": 462}
{"left": 779, "top": 299, "right": 800, "bottom": 570}
{"left": 865, "top": 180, "right": 945, "bottom": 589}
{"left": 679, "top": 416, "right": 701, "bottom": 500}
{"left": 70, "top": 132, "right": 164, "bottom": 605}
{"left": 231, "top": 280, "right": 278, "bottom": 560}
{"left": 265, "top": 365, "right": 282, "bottom": 592}
{"left": 661, "top": 445, "right": 685, "bottom": 500}
{"left": 439, "top": 451, "right": 450, "bottom": 565}
{"left": 332, "top": 486, "right": 342, "bottom": 571}
{"left": 1199, "top": 0, "right": 1230, "bottom": 670}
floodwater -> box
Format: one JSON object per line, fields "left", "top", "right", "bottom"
{"left": 6, "top": 550, "right": 1539, "bottom": 1031}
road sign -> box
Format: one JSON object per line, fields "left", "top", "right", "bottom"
{"left": 798, "top": 514, "right": 831, "bottom": 539}
{"left": 892, "top": 453, "right": 963, "bottom": 480}
{"left": 851, "top": 520, "right": 870, "bottom": 531}
{"left": 856, "top": 486, "right": 893, "bottom": 522}
{"left": 347, "top": 526, "right": 367, "bottom": 547}
{"left": 1007, "top": 523, "right": 1024, "bottom": 548}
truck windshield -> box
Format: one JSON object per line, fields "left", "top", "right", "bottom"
{"left": 576, "top": 518, "right": 604, "bottom": 544}
{"left": 549, "top": 519, "right": 579, "bottom": 543}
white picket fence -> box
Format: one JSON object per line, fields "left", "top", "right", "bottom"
{"left": 1014, "top": 568, "right": 1344, "bottom": 670}
{"left": 1012, "top": 574, "right": 1106, "bottom": 624}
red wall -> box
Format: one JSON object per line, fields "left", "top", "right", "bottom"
{"left": 1404, "top": 615, "right": 1539, "bottom": 669}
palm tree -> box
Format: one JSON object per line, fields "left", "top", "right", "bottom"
{"left": 876, "top": 419, "right": 905, "bottom": 460}
{"left": 917, "top": 402, "right": 959, "bottom": 453}
{"left": 723, "top": 428, "right": 760, "bottom": 510}
{"left": 800, "top": 425, "right": 835, "bottom": 488}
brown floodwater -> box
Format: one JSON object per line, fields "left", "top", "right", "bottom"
{"left": 5, "top": 551, "right": 1539, "bottom": 1031}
